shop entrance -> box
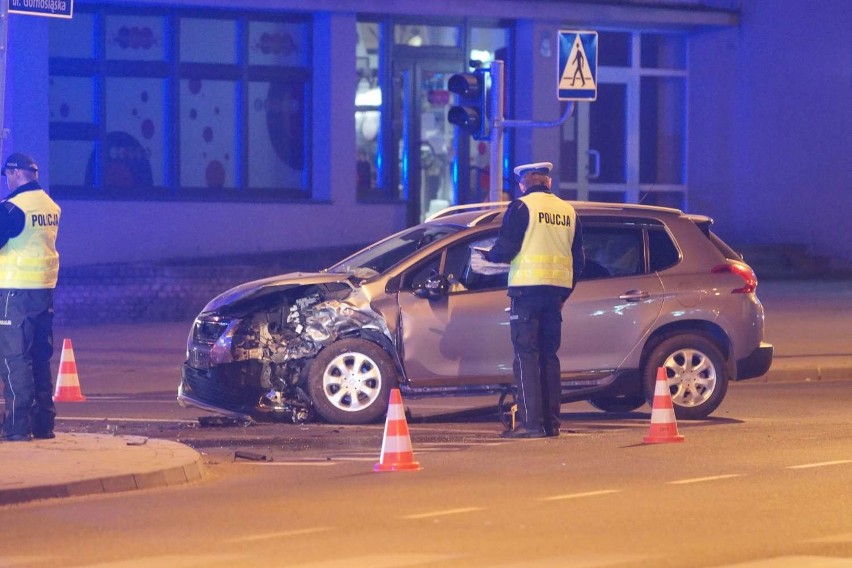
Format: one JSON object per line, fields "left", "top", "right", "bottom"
{"left": 559, "top": 76, "right": 633, "bottom": 203}
{"left": 392, "top": 59, "right": 469, "bottom": 225}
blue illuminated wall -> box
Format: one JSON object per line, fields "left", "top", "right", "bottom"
{"left": 3, "top": 0, "right": 851, "bottom": 268}
{"left": 3, "top": 15, "right": 49, "bottom": 182}
{"left": 690, "top": 0, "right": 852, "bottom": 265}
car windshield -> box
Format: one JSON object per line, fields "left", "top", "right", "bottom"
{"left": 327, "top": 224, "right": 464, "bottom": 279}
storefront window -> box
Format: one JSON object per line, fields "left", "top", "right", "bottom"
{"left": 180, "top": 18, "right": 238, "bottom": 64}
{"left": 356, "top": 22, "right": 382, "bottom": 198}
{"left": 393, "top": 24, "right": 459, "bottom": 47}
{"left": 104, "top": 77, "right": 168, "bottom": 188}
{"left": 104, "top": 14, "right": 167, "bottom": 61}
{"left": 248, "top": 80, "right": 307, "bottom": 189}
{"left": 48, "top": 8, "right": 312, "bottom": 200}
{"left": 248, "top": 21, "right": 310, "bottom": 67}
{"left": 179, "top": 79, "right": 238, "bottom": 189}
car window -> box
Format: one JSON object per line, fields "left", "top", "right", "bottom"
{"left": 580, "top": 226, "right": 644, "bottom": 280}
{"left": 328, "top": 224, "right": 462, "bottom": 277}
{"left": 402, "top": 234, "right": 509, "bottom": 294}
{"left": 648, "top": 227, "right": 680, "bottom": 272}
{"left": 400, "top": 253, "right": 442, "bottom": 290}
{"left": 708, "top": 230, "right": 743, "bottom": 261}
{"left": 456, "top": 236, "right": 509, "bottom": 292}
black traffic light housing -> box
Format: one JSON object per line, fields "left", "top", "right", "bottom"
{"left": 448, "top": 68, "right": 490, "bottom": 141}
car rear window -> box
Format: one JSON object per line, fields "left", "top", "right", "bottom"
{"left": 648, "top": 228, "right": 680, "bottom": 272}
{"left": 708, "top": 231, "right": 742, "bottom": 261}
{"left": 689, "top": 217, "right": 742, "bottom": 261}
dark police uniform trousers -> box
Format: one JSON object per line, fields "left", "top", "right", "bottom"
{"left": 509, "top": 286, "right": 570, "bottom": 433}
{"left": 0, "top": 288, "right": 56, "bottom": 437}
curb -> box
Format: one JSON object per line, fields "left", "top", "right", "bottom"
{"left": 0, "top": 433, "right": 205, "bottom": 507}
{"left": 757, "top": 358, "right": 852, "bottom": 384}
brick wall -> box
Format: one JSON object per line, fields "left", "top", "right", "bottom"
{"left": 53, "top": 245, "right": 363, "bottom": 326}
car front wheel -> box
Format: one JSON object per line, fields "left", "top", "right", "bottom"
{"left": 307, "top": 338, "right": 397, "bottom": 424}
{"left": 643, "top": 334, "right": 728, "bottom": 420}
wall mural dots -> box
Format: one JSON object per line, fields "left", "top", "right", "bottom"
{"left": 141, "top": 119, "right": 155, "bottom": 140}
{"left": 112, "top": 26, "right": 157, "bottom": 50}
{"left": 254, "top": 32, "right": 297, "bottom": 56}
{"left": 206, "top": 160, "right": 226, "bottom": 188}
{"left": 181, "top": 77, "right": 234, "bottom": 188}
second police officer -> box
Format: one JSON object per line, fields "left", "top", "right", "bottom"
{"left": 480, "top": 161, "right": 584, "bottom": 438}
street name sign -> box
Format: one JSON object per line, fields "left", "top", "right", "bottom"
{"left": 9, "top": 0, "right": 73, "bottom": 18}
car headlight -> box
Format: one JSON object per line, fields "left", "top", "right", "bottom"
{"left": 209, "top": 320, "right": 239, "bottom": 365}
{"left": 187, "top": 316, "right": 239, "bottom": 369}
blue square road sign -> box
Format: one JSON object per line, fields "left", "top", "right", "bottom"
{"left": 558, "top": 31, "right": 598, "bottom": 101}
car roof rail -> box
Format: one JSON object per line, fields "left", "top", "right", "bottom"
{"left": 425, "top": 201, "right": 509, "bottom": 222}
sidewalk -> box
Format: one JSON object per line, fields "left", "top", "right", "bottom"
{"left": 1, "top": 278, "right": 850, "bottom": 508}
{"left": 0, "top": 433, "right": 204, "bottom": 507}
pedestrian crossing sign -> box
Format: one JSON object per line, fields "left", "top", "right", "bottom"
{"left": 558, "top": 31, "right": 598, "bottom": 101}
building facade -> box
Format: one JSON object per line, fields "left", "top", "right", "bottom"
{"left": 3, "top": 0, "right": 851, "bottom": 269}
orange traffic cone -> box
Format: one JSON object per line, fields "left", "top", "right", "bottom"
{"left": 374, "top": 388, "right": 421, "bottom": 472}
{"left": 643, "top": 367, "right": 684, "bottom": 444}
{"left": 53, "top": 339, "right": 86, "bottom": 402}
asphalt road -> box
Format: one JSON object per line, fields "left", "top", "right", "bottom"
{"left": 0, "top": 279, "right": 850, "bottom": 567}
{"left": 2, "top": 380, "right": 850, "bottom": 568}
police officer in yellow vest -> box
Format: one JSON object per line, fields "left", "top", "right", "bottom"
{"left": 0, "top": 153, "right": 60, "bottom": 441}
{"left": 481, "top": 162, "right": 584, "bottom": 438}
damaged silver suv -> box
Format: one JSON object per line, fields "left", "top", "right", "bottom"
{"left": 178, "top": 202, "right": 773, "bottom": 425}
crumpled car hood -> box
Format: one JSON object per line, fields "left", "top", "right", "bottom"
{"left": 202, "top": 272, "right": 355, "bottom": 314}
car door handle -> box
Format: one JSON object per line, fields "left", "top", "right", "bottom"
{"left": 618, "top": 289, "right": 650, "bottom": 302}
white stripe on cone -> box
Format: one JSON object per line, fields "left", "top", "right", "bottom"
{"left": 643, "top": 367, "right": 684, "bottom": 443}
{"left": 374, "top": 388, "right": 421, "bottom": 472}
{"left": 53, "top": 338, "right": 86, "bottom": 402}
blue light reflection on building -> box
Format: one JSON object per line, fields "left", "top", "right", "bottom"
{"left": 400, "top": 71, "right": 410, "bottom": 200}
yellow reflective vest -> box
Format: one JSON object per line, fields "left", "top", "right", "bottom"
{"left": 0, "top": 189, "right": 60, "bottom": 289}
{"left": 508, "top": 191, "right": 577, "bottom": 288}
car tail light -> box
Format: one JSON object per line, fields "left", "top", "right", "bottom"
{"left": 711, "top": 261, "right": 757, "bottom": 294}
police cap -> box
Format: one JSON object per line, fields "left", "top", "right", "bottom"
{"left": 2, "top": 153, "right": 39, "bottom": 177}
{"left": 513, "top": 161, "right": 553, "bottom": 179}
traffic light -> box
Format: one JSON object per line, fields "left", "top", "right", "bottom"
{"left": 447, "top": 68, "right": 490, "bottom": 140}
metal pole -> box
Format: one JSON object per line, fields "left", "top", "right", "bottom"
{"left": 489, "top": 59, "right": 505, "bottom": 202}
{"left": 0, "top": 0, "right": 9, "bottom": 160}
{"left": 501, "top": 100, "right": 574, "bottom": 130}
{"left": 488, "top": 59, "right": 575, "bottom": 203}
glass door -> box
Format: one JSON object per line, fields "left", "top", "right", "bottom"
{"left": 393, "top": 60, "right": 464, "bottom": 225}
{"left": 558, "top": 73, "right": 634, "bottom": 203}
{"left": 558, "top": 31, "right": 688, "bottom": 208}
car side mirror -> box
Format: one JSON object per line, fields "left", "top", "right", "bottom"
{"left": 413, "top": 274, "right": 449, "bottom": 300}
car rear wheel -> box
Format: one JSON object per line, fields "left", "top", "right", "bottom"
{"left": 588, "top": 394, "right": 646, "bottom": 413}
{"left": 643, "top": 334, "right": 728, "bottom": 420}
{"left": 307, "top": 338, "right": 397, "bottom": 424}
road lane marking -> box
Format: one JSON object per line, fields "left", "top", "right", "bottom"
{"left": 539, "top": 489, "right": 622, "bottom": 501}
{"left": 710, "top": 556, "right": 852, "bottom": 567}
{"left": 227, "top": 527, "right": 332, "bottom": 542}
{"left": 804, "top": 532, "right": 852, "bottom": 544}
{"left": 668, "top": 474, "right": 741, "bottom": 485}
{"left": 239, "top": 461, "right": 338, "bottom": 467}
{"left": 403, "top": 507, "right": 485, "bottom": 520}
{"left": 787, "top": 459, "right": 852, "bottom": 470}
{"left": 57, "top": 416, "right": 196, "bottom": 424}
